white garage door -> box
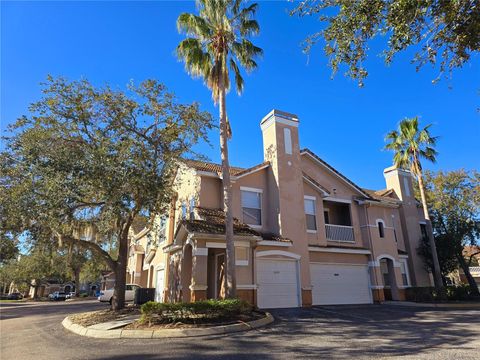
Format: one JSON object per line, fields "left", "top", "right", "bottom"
{"left": 257, "top": 259, "right": 300, "bottom": 309}
{"left": 310, "top": 263, "right": 372, "bottom": 305}
{"left": 155, "top": 269, "right": 165, "bottom": 302}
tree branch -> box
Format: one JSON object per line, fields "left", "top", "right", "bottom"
{"left": 57, "top": 233, "right": 116, "bottom": 271}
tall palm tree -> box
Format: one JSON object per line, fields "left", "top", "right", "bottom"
{"left": 385, "top": 117, "right": 446, "bottom": 298}
{"left": 176, "top": 0, "right": 262, "bottom": 298}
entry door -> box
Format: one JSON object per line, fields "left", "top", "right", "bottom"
{"left": 155, "top": 269, "right": 165, "bottom": 302}
{"left": 256, "top": 259, "right": 300, "bottom": 309}
{"left": 310, "top": 263, "right": 372, "bottom": 305}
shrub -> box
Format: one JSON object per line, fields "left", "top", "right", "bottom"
{"left": 405, "top": 285, "right": 480, "bottom": 302}
{"left": 140, "top": 298, "right": 253, "bottom": 326}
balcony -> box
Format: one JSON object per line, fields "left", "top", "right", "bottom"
{"left": 325, "top": 224, "right": 355, "bottom": 243}
{"left": 470, "top": 267, "right": 480, "bottom": 277}
{"left": 323, "top": 200, "right": 354, "bottom": 243}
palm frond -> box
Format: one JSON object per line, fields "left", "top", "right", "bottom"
{"left": 177, "top": 13, "right": 212, "bottom": 39}
{"left": 229, "top": 58, "right": 244, "bottom": 94}
{"left": 176, "top": 38, "right": 212, "bottom": 80}
{"left": 385, "top": 117, "right": 438, "bottom": 174}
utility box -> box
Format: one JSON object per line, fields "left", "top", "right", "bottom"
{"left": 134, "top": 288, "right": 155, "bottom": 305}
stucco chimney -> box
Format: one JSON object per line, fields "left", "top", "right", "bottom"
{"left": 383, "top": 166, "right": 415, "bottom": 205}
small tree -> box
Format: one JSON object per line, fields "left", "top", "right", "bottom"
{"left": 422, "top": 170, "right": 480, "bottom": 295}
{"left": 0, "top": 77, "right": 213, "bottom": 309}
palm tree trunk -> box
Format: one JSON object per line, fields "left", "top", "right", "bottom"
{"left": 417, "top": 172, "right": 446, "bottom": 299}
{"left": 218, "top": 73, "right": 236, "bottom": 299}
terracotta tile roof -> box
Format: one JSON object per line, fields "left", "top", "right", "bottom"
{"left": 182, "top": 159, "right": 246, "bottom": 176}
{"left": 176, "top": 207, "right": 289, "bottom": 242}
{"left": 184, "top": 207, "right": 260, "bottom": 236}
{"left": 362, "top": 188, "right": 400, "bottom": 205}
{"left": 259, "top": 232, "right": 292, "bottom": 243}
{"left": 234, "top": 162, "right": 270, "bottom": 177}
{"left": 300, "top": 148, "right": 370, "bottom": 197}
{"left": 183, "top": 159, "right": 269, "bottom": 177}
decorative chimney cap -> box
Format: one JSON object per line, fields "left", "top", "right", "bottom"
{"left": 261, "top": 109, "right": 299, "bottom": 125}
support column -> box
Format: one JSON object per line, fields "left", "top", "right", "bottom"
{"left": 190, "top": 247, "right": 208, "bottom": 302}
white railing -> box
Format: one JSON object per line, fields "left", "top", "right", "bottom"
{"left": 470, "top": 267, "right": 480, "bottom": 276}
{"left": 325, "top": 224, "right": 355, "bottom": 243}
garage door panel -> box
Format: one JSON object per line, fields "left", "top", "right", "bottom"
{"left": 311, "top": 264, "right": 371, "bottom": 305}
{"left": 257, "top": 259, "right": 299, "bottom": 309}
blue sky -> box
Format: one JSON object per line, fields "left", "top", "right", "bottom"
{"left": 2, "top": 1, "right": 479, "bottom": 190}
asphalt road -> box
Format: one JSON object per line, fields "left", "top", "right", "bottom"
{"left": 1, "top": 300, "right": 479, "bottom": 360}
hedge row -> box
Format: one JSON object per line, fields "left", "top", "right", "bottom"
{"left": 140, "top": 298, "right": 253, "bottom": 326}
{"left": 405, "top": 285, "right": 480, "bottom": 302}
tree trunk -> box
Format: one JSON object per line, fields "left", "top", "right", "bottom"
{"left": 112, "top": 229, "right": 128, "bottom": 311}
{"left": 417, "top": 172, "right": 446, "bottom": 299}
{"left": 219, "top": 74, "right": 236, "bottom": 299}
{"left": 74, "top": 268, "right": 80, "bottom": 297}
{"left": 458, "top": 254, "right": 480, "bottom": 296}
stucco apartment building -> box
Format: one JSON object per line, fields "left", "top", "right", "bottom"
{"left": 127, "top": 109, "right": 433, "bottom": 308}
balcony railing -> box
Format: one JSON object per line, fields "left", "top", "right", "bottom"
{"left": 470, "top": 267, "right": 480, "bottom": 277}
{"left": 325, "top": 224, "right": 355, "bottom": 243}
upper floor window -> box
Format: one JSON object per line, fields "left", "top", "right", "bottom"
{"left": 377, "top": 220, "right": 385, "bottom": 238}
{"left": 158, "top": 216, "right": 167, "bottom": 245}
{"left": 181, "top": 202, "right": 187, "bottom": 220}
{"left": 304, "top": 196, "right": 317, "bottom": 232}
{"left": 241, "top": 188, "right": 262, "bottom": 226}
{"left": 189, "top": 197, "right": 196, "bottom": 219}
{"left": 419, "top": 223, "right": 428, "bottom": 241}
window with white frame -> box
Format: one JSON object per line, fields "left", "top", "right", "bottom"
{"left": 158, "top": 216, "right": 167, "bottom": 245}
{"left": 399, "top": 260, "right": 410, "bottom": 286}
{"left": 304, "top": 197, "right": 317, "bottom": 231}
{"left": 241, "top": 189, "right": 262, "bottom": 226}
{"left": 181, "top": 202, "right": 187, "bottom": 220}
{"left": 189, "top": 197, "right": 196, "bottom": 219}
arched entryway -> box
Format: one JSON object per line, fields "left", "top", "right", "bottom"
{"left": 379, "top": 257, "right": 400, "bottom": 301}
{"left": 181, "top": 244, "right": 193, "bottom": 303}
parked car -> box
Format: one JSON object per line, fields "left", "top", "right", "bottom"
{"left": 7, "top": 292, "right": 23, "bottom": 300}
{"left": 49, "top": 291, "right": 67, "bottom": 301}
{"left": 65, "top": 292, "right": 76, "bottom": 299}
{"left": 98, "top": 284, "right": 140, "bottom": 304}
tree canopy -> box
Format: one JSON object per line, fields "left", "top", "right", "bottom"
{"left": 0, "top": 76, "right": 213, "bottom": 308}
{"left": 292, "top": 0, "right": 480, "bottom": 86}
{"left": 419, "top": 169, "right": 480, "bottom": 293}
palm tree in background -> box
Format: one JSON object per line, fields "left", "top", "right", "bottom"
{"left": 176, "top": 0, "right": 262, "bottom": 298}
{"left": 385, "top": 117, "right": 446, "bottom": 298}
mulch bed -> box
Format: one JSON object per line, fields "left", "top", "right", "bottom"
{"left": 69, "top": 306, "right": 141, "bottom": 327}
{"left": 124, "top": 311, "right": 266, "bottom": 330}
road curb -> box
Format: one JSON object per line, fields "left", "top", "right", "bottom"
{"left": 382, "top": 301, "right": 480, "bottom": 308}
{"left": 62, "top": 312, "right": 274, "bottom": 339}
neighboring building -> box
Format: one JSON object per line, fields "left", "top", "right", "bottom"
{"left": 129, "top": 109, "right": 434, "bottom": 308}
